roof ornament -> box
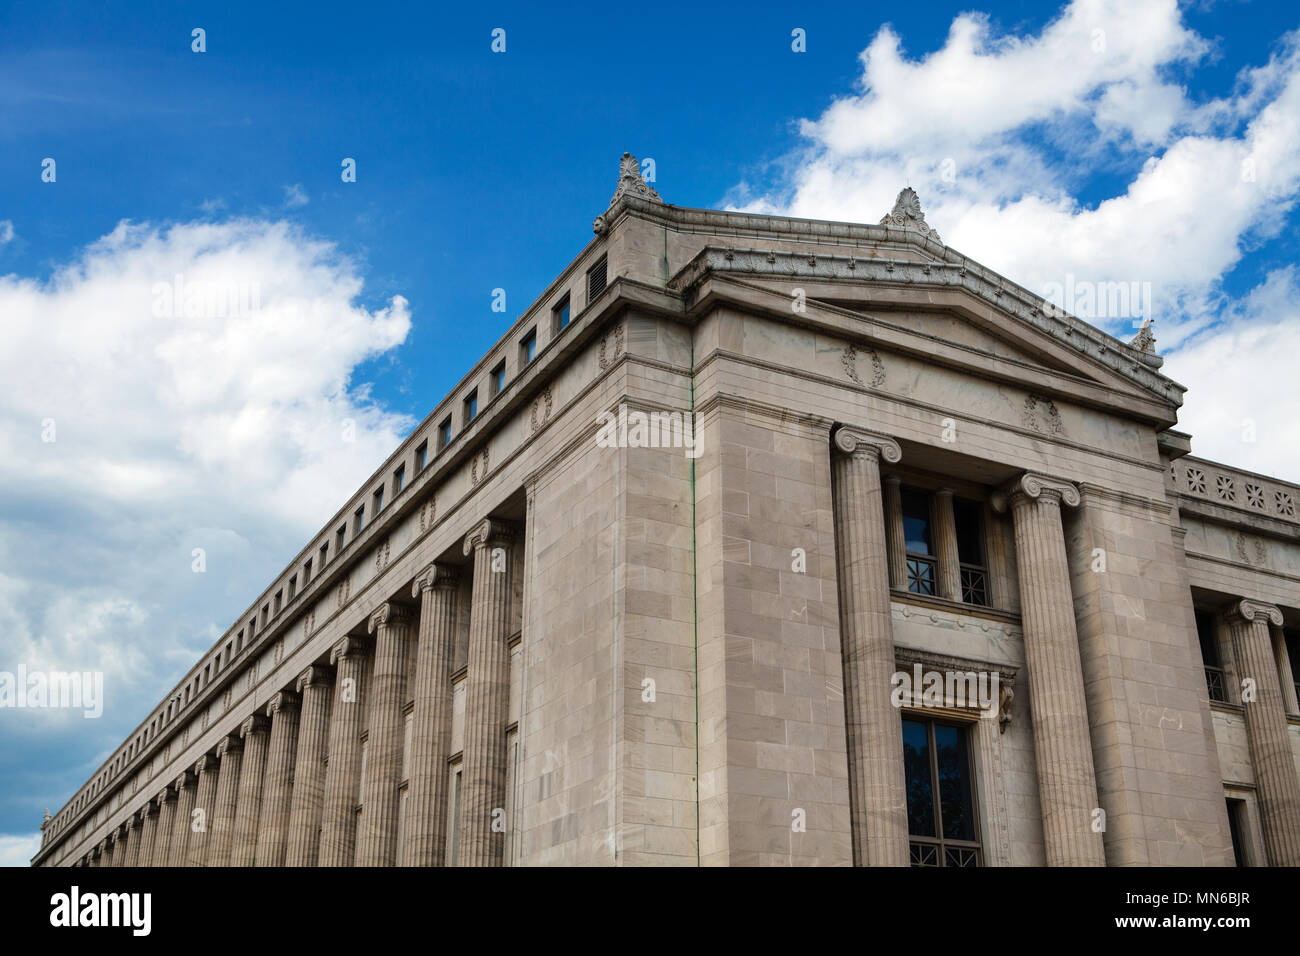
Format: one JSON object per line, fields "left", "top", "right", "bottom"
{"left": 1129, "top": 317, "right": 1157, "bottom": 354}
{"left": 880, "top": 187, "right": 941, "bottom": 242}
{"left": 595, "top": 151, "right": 662, "bottom": 235}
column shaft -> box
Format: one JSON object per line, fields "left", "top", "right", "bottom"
{"left": 137, "top": 806, "right": 159, "bottom": 867}
{"left": 320, "top": 637, "right": 368, "bottom": 866}
{"left": 124, "top": 816, "right": 143, "bottom": 867}
{"left": 286, "top": 666, "right": 334, "bottom": 866}
{"left": 255, "top": 691, "right": 301, "bottom": 867}
{"left": 231, "top": 714, "right": 270, "bottom": 867}
{"left": 883, "top": 475, "right": 907, "bottom": 591}
{"left": 169, "top": 772, "right": 196, "bottom": 867}
{"left": 209, "top": 736, "right": 243, "bottom": 867}
{"left": 933, "top": 488, "right": 962, "bottom": 601}
{"left": 406, "top": 565, "right": 460, "bottom": 866}
{"left": 153, "top": 792, "right": 176, "bottom": 867}
{"left": 356, "top": 605, "right": 414, "bottom": 866}
{"left": 1228, "top": 601, "right": 1300, "bottom": 865}
{"left": 459, "top": 519, "right": 515, "bottom": 866}
{"left": 1006, "top": 476, "right": 1105, "bottom": 866}
{"left": 188, "top": 756, "right": 219, "bottom": 867}
{"left": 831, "top": 428, "right": 909, "bottom": 866}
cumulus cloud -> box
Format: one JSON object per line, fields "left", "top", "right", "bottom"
{"left": 732, "top": 0, "right": 1300, "bottom": 476}
{"left": 0, "top": 218, "right": 414, "bottom": 832}
{"left": 0, "top": 833, "right": 41, "bottom": 867}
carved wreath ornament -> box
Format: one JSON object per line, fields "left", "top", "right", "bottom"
{"left": 842, "top": 344, "right": 885, "bottom": 387}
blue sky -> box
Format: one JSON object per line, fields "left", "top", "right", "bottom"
{"left": 2, "top": 0, "right": 1299, "bottom": 863}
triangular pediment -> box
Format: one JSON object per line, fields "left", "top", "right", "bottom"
{"left": 668, "top": 244, "right": 1182, "bottom": 426}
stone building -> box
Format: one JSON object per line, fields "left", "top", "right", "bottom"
{"left": 31, "top": 154, "right": 1300, "bottom": 867}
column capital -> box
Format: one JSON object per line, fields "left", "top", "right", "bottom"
{"left": 329, "top": 635, "right": 367, "bottom": 666}
{"left": 155, "top": 788, "right": 173, "bottom": 809}
{"left": 172, "top": 770, "right": 195, "bottom": 794}
{"left": 295, "top": 664, "right": 335, "bottom": 693}
{"left": 140, "top": 801, "right": 157, "bottom": 820}
{"left": 266, "top": 690, "right": 301, "bottom": 717}
{"left": 216, "top": 734, "right": 243, "bottom": 759}
{"left": 832, "top": 425, "right": 901, "bottom": 463}
{"left": 123, "top": 815, "right": 136, "bottom": 832}
{"left": 240, "top": 713, "right": 271, "bottom": 738}
{"left": 1232, "top": 598, "right": 1284, "bottom": 627}
{"left": 992, "top": 472, "right": 1080, "bottom": 512}
{"left": 412, "top": 562, "right": 460, "bottom": 596}
{"left": 368, "top": 602, "right": 413, "bottom": 634}
{"left": 193, "top": 754, "right": 215, "bottom": 777}
{"left": 462, "top": 517, "right": 514, "bottom": 556}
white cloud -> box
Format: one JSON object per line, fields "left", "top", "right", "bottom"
{"left": 0, "top": 833, "right": 41, "bottom": 867}
{"left": 283, "top": 183, "right": 309, "bottom": 208}
{"left": 0, "top": 220, "right": 13, "bottom": 244}
{"left": 0, "top": 218, "right": 414, "bottom": 778}
{"left": 732, "top": 0, "right": 1300, "bottom": 476}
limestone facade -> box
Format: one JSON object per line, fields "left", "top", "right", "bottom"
{"left": 33, "top": 158, "right": 1300, "bottom": 867}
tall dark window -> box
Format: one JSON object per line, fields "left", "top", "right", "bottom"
{"left": 463, "top": 390, "right": 478, "bottom": 425}
{"left": 1226, "top": 798, "right": 1248, "bottom": 867}
{"left": 491, "top": 361, "right": 507, "bottom": 397}
{"left": 437, "top": 417, "right": 452, "bottom": 452}
{"left": 1196, "top": 609, "right": 1227, "bottom": 703}
{"left": 901, "top": 487, "right": 935, "bottom": 596}
{"left": 553, "top": 294, "right": 571, "bottom": 332}
{"left": 520, "top": 328, "right": 537, "bottom": 366}
{"left": 903, "top": 716, "right": 980, "bottom": 866}
{"left": 415, "top": 440, "right": 428, "bottom": 471}
{"left": 393, "top": 463, "right": 405, "bottom": 497}
{"left": 953, "top": 497, "right": 989, "bottom": 606}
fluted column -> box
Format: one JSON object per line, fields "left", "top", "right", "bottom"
{"left": 458, "top": 519, "right": 515, "bottom": 866}
{"left": 286, "top": 665, "right": 334, "bottom": 866}
{"left": 406, "top": 563, "right": 461, "bottom": 866}
{"left": 933, "top": 488, "right": 961, "bottom": 601}
{"left": 137, "top": 802, "right": 159, "bottom": 867}
{"left": 124, "top": 813, "right": 143, "bottom": 867}
{"left": 209, "top": 735, "right": 242, "bottom": 867}
{"left": 320, "top": 636, "right": 368, "bottom": 866}
{"left": 168, "top": 771, "right": 196, "bottom": 867}
{"left": 255, "top": 690, "right": 301, "bottom": 867}
{"left": 188, "top": 755, "right": 219, "bottom": 866}
{"left": 108, "top": 826, "right": 123, "bottom": 867}
{"left": 355, "top": 604, "right": 414, "bottom": 866}
{"left": 883, "top": 475, "right": 907, "bottom": 590}
{"left": 231, "top": 713, "right": 270, "bottom": 867}
{"left": 153, "top": 788, "right": 176, "bottom": 867}
{"left": 92, "top": 840, "right": 105, "bottom": 867}
{"left": 831, "top": 426, "right": 909, "bottom": 866}
{"left": 1227, "top": 600, "right": 1300, "bottom": 865}
{"left": 998, "top": 473, "right": 1105, "bottom": 866}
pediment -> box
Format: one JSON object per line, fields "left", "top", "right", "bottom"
{"left": 668, "top": 245, "right": 1183, "bottom": 427}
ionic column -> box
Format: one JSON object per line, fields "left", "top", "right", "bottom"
{"left": 459, "top": 519, "right": 516, "bottom": 867}
{"left": 168, "top": 771, "right": 196, "bottom": 867}
{"left": 883, "top": 475, "right": 907, "bottom": 591}
{"left": 188, "top": 755, "right": 219, "bottom": 867}
{"left": 355, "top": 604, "right": 414, "bottom": 866}
{"left": 124, "top": 813, "right": 143, "bottom": 867}
{"left": 107, "top": 826, "right": 122, "bottom": 867}
{"left": 209, "top": 735, "right": 242, "bottom": 867}
{"left": 1227, "top": 600, "right": 1300, "bottom": 865}
{"left": 831, "top": 427, "right": 909, "bottom": 866}
{"left": 286, "top": 665, "right": 334, "bottom": 867}
{"left": 255, "top": 690, "right": 301, "bottom": 867}
{"left": 320, "top": 636, "right": 368, "bottom": 866}
{"left": 933, "top": 488, "right": 961, "bottom": 602}
{"left": 406, "top": 563, "right": 461, "bottom": 866}
{"left": 136, "top": 802, "right": 159, "bottom": 867}
{"left": 92, "top": 840, "right": 106, "bottom": 867}
{"left": 153, "top": 788, "right": 176, "bottom": 867}
{"left": 231, "top": 713, "right": 270, "bottom": 867}
{"left": 997, "top": 473, "right": 1105, "bottom": 866}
